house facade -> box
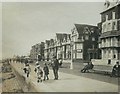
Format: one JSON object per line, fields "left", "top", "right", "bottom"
{"left": 55, "top": 33, "right": 71, "bottom": 60}
{"left": 62, "top": 34, "right": 71, "bottom": 60}
{"left": 44, "top": 33, "right": 71, "bottom": 61}
{"left": 99, "top": 2, "right": 120, "bottom": 63}
{"left": 71, "top": 24, "right": 100, "bottom": 62}
{"left": 30, "top": 42, "right": 45, "bottom": 61}
{"left": 44, "top": 40, "right": 50, "bottom": 61}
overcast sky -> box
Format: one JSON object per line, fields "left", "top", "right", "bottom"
{"left": 2, "top": 2, "right": 104, "bottom": 59}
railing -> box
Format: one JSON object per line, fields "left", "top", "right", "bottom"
{"left": 100, "top": 42, "right": 120, "bottom": 48}
{"left": 102, "top": 19, "right": 118, "bottom": 33}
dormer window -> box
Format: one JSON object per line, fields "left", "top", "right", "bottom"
{"left": 91, "top": 28, "right": 94, "bottom": 33}
{"left": 91, "top": 30, "right": 94, "bottom": 33}
{"left": 84, "top": 35, "right": 89, "bottom": 40}
{"left": 63, "top": 38, "right": 66, "bottom": 43}
{"left": 84, "top": 27, "right": 90, "bottom": 34}
{"left": 106, "top": 15, "right": 108, "bottom": 21}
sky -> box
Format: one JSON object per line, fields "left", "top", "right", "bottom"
{"left": 2, "top": 2, "right": 105, "bottom": 59}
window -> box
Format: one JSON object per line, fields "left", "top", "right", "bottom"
{"left": 91, "top": 28, "right": 94, "bottom": 33}
{"left": 108, "top": 49, "right": 111, "bottom": 54}
{"left": 84, "top": 27, "right": 90, "bottom": 34}
{"left": 112, "top": 12, "right": 115, "bottom": 19}
{"left": 91, "top": 30, "right": 94, "bottom": 33}
{"left": 92, "top": 37, "right": 95, "bottom": 41}
{"left": 104, "top": 50, "right": 106, "bottom": 54}
{"left": 106, "top": 15, "right": 108, "bottom": 21}
{"left": 85, "top": 35, "right": 89, "bottom": 40}
{"left": 76, "top": 43, "right": 82, "bottom": 49}
{"left": 113, "top": 55, "right": 116, "bottom": 59}
{"left": 103, "top": 39, "right": 106, "bottom": 43}
{"left": 102, "top": 23, "right": 106, "bottom": 32}
{"left": 112, "top": 21, "right": 117, "bottom": 30}
{"left": 107, "top": 22, "right": 111, "bottom": 31}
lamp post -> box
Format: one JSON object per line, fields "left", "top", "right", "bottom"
{"left": 70, "top": 40, "right": 73, "bottom": 69}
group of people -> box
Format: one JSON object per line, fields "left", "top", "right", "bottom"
{"left": 34, "top": 61, "right": 49, "bottom": 82}
{"left": 81, "top": 61, "right": 120, "bottom": 77}
{"left": 23, "top": 56, "right": 61, "bottom": 82}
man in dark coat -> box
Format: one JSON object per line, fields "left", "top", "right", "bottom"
{"left": 81, "top": 62, "right": 94, "bottom": 73}
{"left": 111, "top": 61, "right": 120, "bottom": 77}
{"left": 52, "top": 56, "right": 59, "bottom": 80}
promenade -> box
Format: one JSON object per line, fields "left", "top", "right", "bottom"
{"left": 10, "top": 61, "right": 118, "bottom": 92}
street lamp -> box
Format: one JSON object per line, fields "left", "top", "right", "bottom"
{"left": 70, "top": 40, "right": 74, "bottom": 69}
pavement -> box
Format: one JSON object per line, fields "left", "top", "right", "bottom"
{"left": 35, "top": 61, "right": 119, "bottom": 85}
{"left": 10, "top": 61, "right": 119, "bottom": 92}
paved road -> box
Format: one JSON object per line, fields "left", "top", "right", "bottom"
{"left": 34, "top": 61, "right": 119, "bottom": 85}
{"left": 10, "top": 62, "right": 118, "bottom": 92}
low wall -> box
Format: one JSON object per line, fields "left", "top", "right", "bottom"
{"left": 10, "top": 64, "right": 37, "bottom": 92}
{"left": 91, "top": 59, "right": 120, "bottom": 66}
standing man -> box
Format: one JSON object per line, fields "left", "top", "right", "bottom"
{"left": 52, "top": 56, "right": 59, "bottom": 80}
{"left": 111, "top": 61, "right": 120, "bottom": 77}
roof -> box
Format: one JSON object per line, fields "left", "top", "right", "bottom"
{"left": 56, "top": 33, "right": 71, "bottom": 42}
{"left": 45, "top": 40, "right": 50, "bottom": 45}
{"left": 50, "top": 39, "right": 54, "bottom": 45}
{"left": 74, "top": 24, "right": 98, "bottom": 35}
{"left": 56, "top": 33, "right": 63, "bottom": 40}
{"left": 100, "top": 3, "right": 120, "bottom": 14}
{"left": 50, "top": 39, "right": 54, "bottom": 42}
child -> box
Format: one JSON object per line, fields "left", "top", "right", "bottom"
{"left": 25, "top": 63, "right": 31, "bottom": 77}
{"left": 36, "top": 66, "right": 43, "bottom": 83}
{"left": 34, "top": 63, "right": 40, "bottom": 73}
{"left": 43, "top": 63, "right": 49, "bottom": 81}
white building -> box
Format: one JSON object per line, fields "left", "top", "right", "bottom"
{"left": 99, "top": 2, "right": 120, "bottom": 64}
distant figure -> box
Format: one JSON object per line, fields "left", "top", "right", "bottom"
{"left": 81, "top": 62, "right": 94, "bottom": 73}
{"left": 111, "top": 61, "right": 120, "bottom": 77}
{"left": 9, "top": 59, "right": 11, "bottom": 63}
{"left": 25, "top": 59, "right": 28, "bottom": 65}
{"left": 23, "top": 64, "right": 27, "bottom": 74}
{"left": 36, "top": 65, "right": 43, "bottom": 83}
{"left": 34, "top": 61, "right": 40, "bottom": 72}
{"left": 43, "top": 63, "right": 49, "bottom": 81}
{"left": 25, "top": 63, "right": 31, "bottom": 77}
{"left": 52, "top": 56, "right": 59, "bottom": 80}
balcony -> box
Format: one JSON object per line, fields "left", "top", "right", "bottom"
{"left": 100, "top": 30, "right": 120, "bottom": 38}
{"left": 100, "top": 42, "right": 120, "bottom": 48}
{"left": 102, "top": 19, "right": 119, "bottom": 33}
